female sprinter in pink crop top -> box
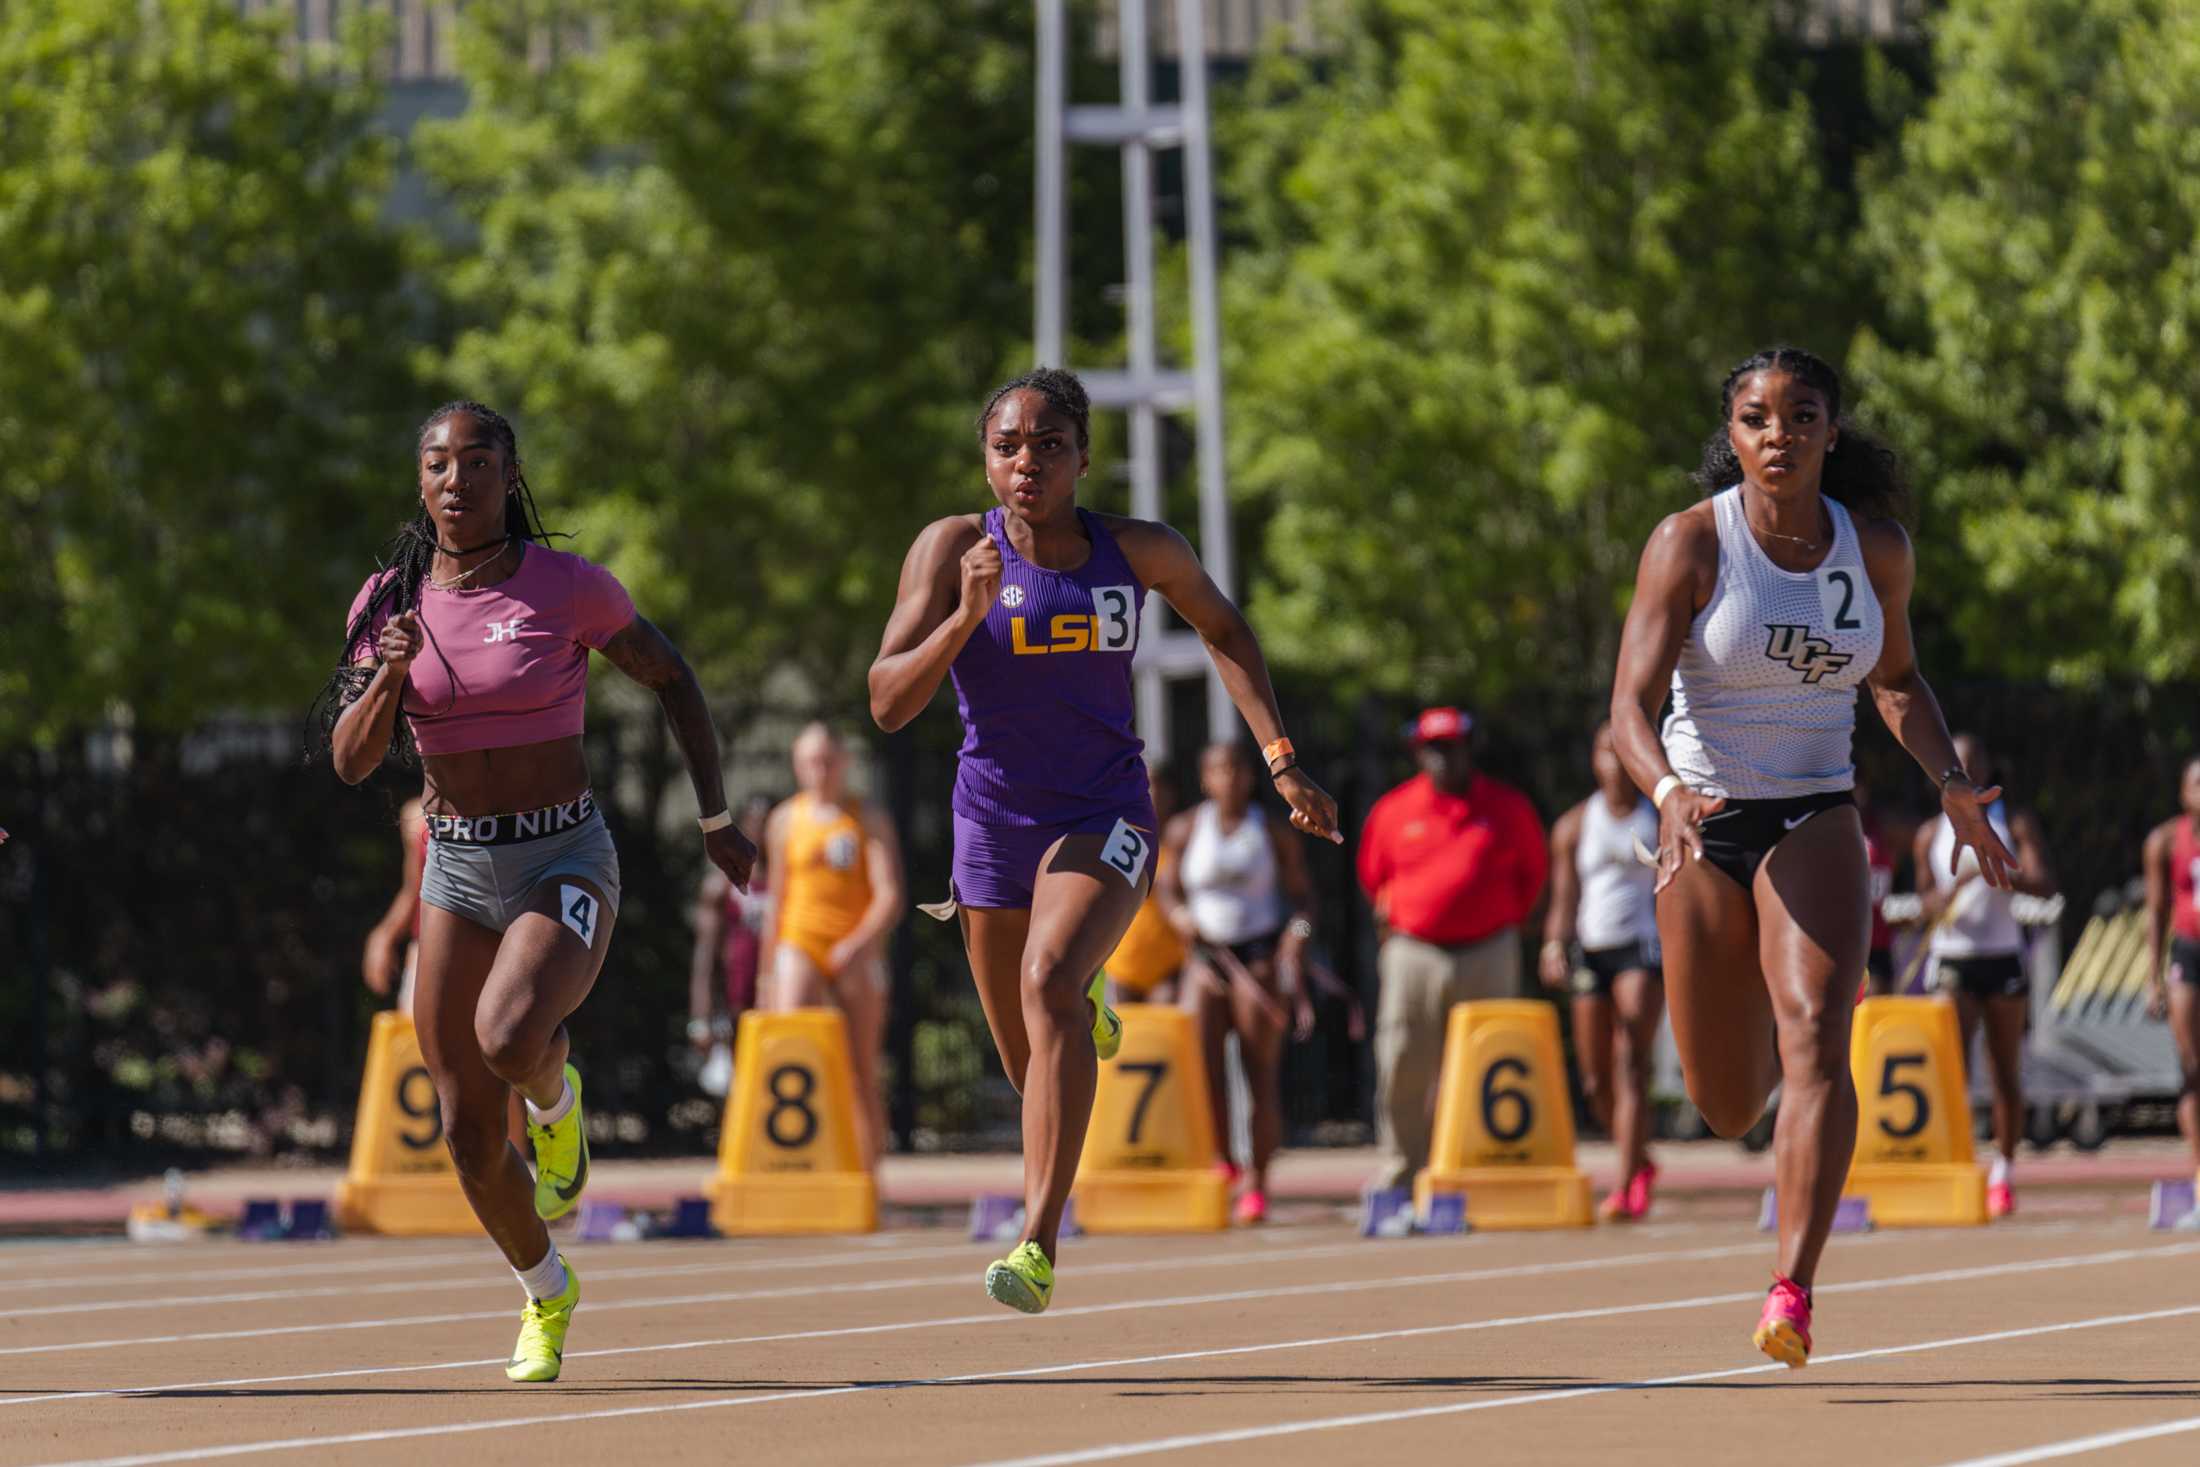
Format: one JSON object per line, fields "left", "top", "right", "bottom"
{"left": 314, "top": 401, "right": 756, "bottom": 1383}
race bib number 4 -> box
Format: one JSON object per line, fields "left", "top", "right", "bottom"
{"left": 559, "top": 884, "right": 599, "bottom": 947}
{"left": 1099, "top": 819, "right": 1152, "bottom": 887}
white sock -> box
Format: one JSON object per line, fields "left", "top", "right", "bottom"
{"left": 526, "top": 1078, "right": 575, "bottom": 1127}
{"left": 514, "top": 1246, "right": 568, "bottom": 1302}
{"left": 1989, "top": 1155, "right": 2011, "bottom": 1187}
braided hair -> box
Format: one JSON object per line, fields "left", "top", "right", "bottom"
{"left": 304, "top": 402, "right": 565, "bottom": 769}
{"left": 976, "top": 366, "right": 1091, "bottom": 449}
{"left": 1693, "top": 347, "right": 1910, "bottom": 523}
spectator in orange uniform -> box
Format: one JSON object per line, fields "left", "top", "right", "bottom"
{"left": 1357, "top": 707, "right": 1548, "bottom": 1192}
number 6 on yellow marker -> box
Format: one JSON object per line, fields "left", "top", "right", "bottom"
{"left": 1416, "top": 1001, "right": 1594, "bottom": 1229}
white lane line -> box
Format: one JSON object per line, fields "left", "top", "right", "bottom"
{"left": 6, "top": 1250, "right": 495, "bottom": 1294}
{"left": 964, "top": 1299, "right": 2200, "bottom": 1467}
{"left": 18, "top": 1247, "right": 2199, "bottom": 1467}
{"left": 1934, "top": 1415, "right": 2200, "bottom": 1467}
{"left": 0, "top": 1231, "right": 1425, "bottom": 1319}
{"left": 0, "top": 1240, "right": 1768, "bottom": 1381}
{"left": 0, "top": 1239, "right": 1030, "bottom": 1319}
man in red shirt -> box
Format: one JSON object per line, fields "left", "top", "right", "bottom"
{"left": 1357, "top": 707, "right": 1548, "bottom": 1191}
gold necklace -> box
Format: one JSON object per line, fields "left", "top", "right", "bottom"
{"left": 429, "top": 540, "right": 513, "bottom": 590}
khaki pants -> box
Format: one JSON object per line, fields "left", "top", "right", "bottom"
{"left": 1372, "top": 929, "right": 1521, "bottom": 1191}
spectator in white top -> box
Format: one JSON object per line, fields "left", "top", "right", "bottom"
{"left": 1159, "top": 741, "right": 1317, "bottom": 1225}
{"left": 1542, "top": 722, "right": 1666, "bottom": 1220}
{"left": 1913, "top": 732, "right": 2054, "bottom": 1220}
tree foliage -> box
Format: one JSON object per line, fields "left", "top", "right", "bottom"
{"left": 414, "top": 0, "right": 1046, "bottom": 714}
{"left": 1219, "top": 0, "right": 1854, "bottom": 701}
{"left": 0, "top": 0, "right": 419, "bottom": 743}
{"left": 1852, "top": 0, "right": 2200, "bottom": 683}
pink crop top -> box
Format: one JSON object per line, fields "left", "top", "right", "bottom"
{"left": 345, "top": 544, "right": 635, "bottom": 756}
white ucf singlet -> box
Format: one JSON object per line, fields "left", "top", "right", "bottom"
{"left": 1660, "top": 486, "right": 1886, "bottom": 801}
{"left": 1577, "top": 795, "right": 1661, "bottom": 950}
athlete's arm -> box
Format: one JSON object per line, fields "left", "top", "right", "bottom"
{"left": 361, "top": 799, "right": 424, "bottom": 996}
{"left": 868, "top": 517, "right": 991, "bottom": 733}
{"left": 332, "top": 614, "right": 423, "bottom": 785}
{"left": 600, "top": 616, "right": 757, "bottom": 891}
{"left": 1856, "top": 519, "right": 2014, "bottom": 891}
{"left": 2144, "top": 822, "right": 2174, "bottom": 1012}
{"left": 1271, "top": 816, "right": 1318, "bottom": 1032}
{"left": 828, "top": 804, "right": 907, "bottom": 974}
{"left": 759, "top": 800, "right": 793, "bottom": 961}
{"left": 1610, "top": 508, "right": 1722, "bottom": 889}
{"left": 1539, "top": 803, "right": 1585, "bottom": 990}
{"left": 689, "top": 870, "right": 727, "bottom": 1048}
{"left": 1114, "top": 519, "right": 1341, "bottom": 844}
{"left": 1157, "top": 811, "right": 1199, "bottom": 942}
{"left": 2005, "top": 810, "right": 2056, "bottom": 899}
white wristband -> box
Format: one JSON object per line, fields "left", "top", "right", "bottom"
{"left": 1652, "top": 775, "right": 1685, "bottom": 810}
{"left": 697, "top": 809, "right": 734, "bottom": 833}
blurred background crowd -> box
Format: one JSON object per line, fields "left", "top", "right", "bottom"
{"left": 6, "top": 0, "right": 2200, "bottom": 1176}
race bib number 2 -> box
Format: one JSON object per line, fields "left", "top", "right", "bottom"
{"left": 1099, "top": 820, "right": 1152, "bottom": 887}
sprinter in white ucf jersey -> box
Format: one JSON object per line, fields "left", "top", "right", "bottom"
{"left": 1608, "top": 347, "right": 2016, "bottom": 1369}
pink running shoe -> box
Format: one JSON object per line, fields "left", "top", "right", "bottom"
{"left": 1217, "top": 1160, "right": 1242, "bottom": 1187}
{"left": 1752, "top": 1274, "right": 1813, "bottom": 1368}
{"left": 1234, "top": 1189, "right": 1268, "bottom": 1225}
{"left": 1598, "top": 1182, "right": 1638, "bottom": 1222}
{"left": 1987, "top": 1181, "right": 2014, "bottom": 1219}
{"left": 1627, "top": 1161, "right": 1659, "bottom": 1219}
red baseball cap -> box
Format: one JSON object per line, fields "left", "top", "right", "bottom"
{"left": 1406, "top": 706, "right": 1473, "bottom": 744}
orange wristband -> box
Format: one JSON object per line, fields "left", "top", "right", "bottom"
{"left": 1263, "top": 737, "right": 1295, "bottom": 772}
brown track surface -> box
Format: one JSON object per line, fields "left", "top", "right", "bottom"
{"left": 4, "top": 1208, "right": 2199, "bottom": 1467}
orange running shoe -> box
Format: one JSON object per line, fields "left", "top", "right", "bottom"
{"left": 1987, "top": 1180, "right": 2014, "bottom": 1219}
{"left": 1753, "top": 1274, "right": 1812, "bottom": 1368}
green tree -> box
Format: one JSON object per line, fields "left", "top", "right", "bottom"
{"left": 1852, "top": 0, "right": 2200, "bottom": 683}
{"left": 415, "top": 0, "right": 1059, "bottom": 716}
{"left": 0, "top": 0, "right": 420, "bottom": 743}
{"left": 1219, "top": 0, "right": 1851, "bottom": 700}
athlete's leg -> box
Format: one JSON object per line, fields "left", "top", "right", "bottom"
{"left": 961, "top": 906, "right": 1034, "bottom": 1091}
{"left": 1226, "top": 954, "right": 1290, "bottom": 1198}
{"left": 474, "top": 875, "right": 615, "bottom": 1112}
{"left": 1755, "top": 808, "right": 1870, "bottom": 1291}
{"left": 1181, "top": 957, "right": 1233, "bottom": 1173}
{"left": 1612, "top": 968, "right": 1663, "bottom": 1183}
{"left": 2170, "top": 982, "right": 2200, "bottom": 1175}
{"left": 1015, "top": 835, "right": 1149, "bottom": 1260}
{"left": 1950, "top": 987, "right": 1983, "bottom": 1098}
{"left": 412, "top": 904, "right": 553, "bottom": 1269}
{"left": 1982, "top": 993, "right": 2026, "bottom": 1169}
{"left": 1570, "top": 990, "right": 1617, "bottom": 1135}
{"left": 834, "top": 955, "right": 892, "bottom": 1171}
{"left": 764, "top": 942, "right": 832, "bottom": 1010}
{"left": 1659, "top": 857, "right": 1775, "bottom": 1137}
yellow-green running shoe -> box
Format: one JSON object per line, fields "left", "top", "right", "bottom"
{"left": 506, "top": 1265, "right": 580, "bottom": 1383}
{"left": 1088, "top": 972, "right": 1122, "bottom": 1062}
{"left": 528, "top": 1063, "right": 589, "bottom": 1221}
{"left": 984, "top": 1240, "right": 1054, "bottom": 1315}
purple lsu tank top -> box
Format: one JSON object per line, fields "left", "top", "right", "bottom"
{"left": 949, "top": 507, "right": 1150, "bottom": 826}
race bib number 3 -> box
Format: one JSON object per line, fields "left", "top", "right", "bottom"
{"left": 1099, "top": 819, "right": 1152, "bottom": 887}
{"left": 1090, "top": 585, "right": 1138, "bottom": 652}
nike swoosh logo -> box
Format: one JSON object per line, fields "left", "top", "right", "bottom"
{"left": 552, "top": 1138, "right": 589, "bottom": 1202}
{"left": 1783, "top": 813, "right": 1813, "bottom": 831}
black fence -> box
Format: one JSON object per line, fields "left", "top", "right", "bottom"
{"left": 5, "top": 677, "right": 2196, "bottom": 1174}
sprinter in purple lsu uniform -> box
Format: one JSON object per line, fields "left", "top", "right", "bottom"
{"left": 871, "top": 368, "right": 1341, "bottom": 1312}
